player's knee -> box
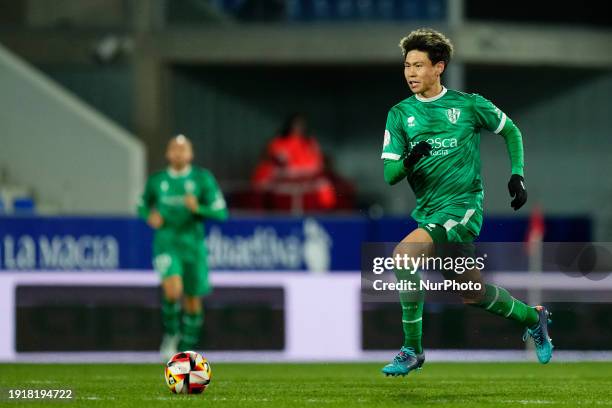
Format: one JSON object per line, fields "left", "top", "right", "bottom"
{"left": 391, "top": 244, "right": 404, "bottom": 262}
{"left": 393, "top": 230, "right": 433, "bottom": 259}
{"left": 164, "top": 289, "right": 182, "bottom": 303}
{"left": 183, "top": 296, "right": 202, "bottom": 313}
{"left": 163, "top": 279, "right": 183, "bottom": 302}
{"left": 460, "top": 286, "right": 486, "bottom": 304}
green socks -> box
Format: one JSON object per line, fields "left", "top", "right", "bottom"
{"left": 396, "top": 281, "right": 540, "bottom": 353}
{"left": 396, "top": 268, "right": 424, "bottom": 353}
{"left": 178, "top": 310, "right": 204, "bottom": 351}
{"left": 472, "top": 284, "right": 539, "bottom": 327}
{"left": 161, "top": 297, "right": 181, "bottom": 336}
{"left": 162, "top": 295, "right": 205, "bottom": 350}
{"left": 400, "top": 300, "right": 424, "bottom": 353}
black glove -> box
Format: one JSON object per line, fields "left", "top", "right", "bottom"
{"left": 508, "top": 174, "right": 527, "bottom": 210}
{"left": 403, "top": 141, "right": 432, "bottom": 169}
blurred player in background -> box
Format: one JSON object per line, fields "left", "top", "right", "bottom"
{"left": 380, "top": 28, "right": 553, "bottom": 376}
{"left": 138, "top": 135, "right": 228, "bottom": 360}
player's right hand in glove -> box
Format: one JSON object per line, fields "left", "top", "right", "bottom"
{"left": 403, "top": 141, "right": 432, "bottom": 169}
{"left": 508, "top": 174, "right": 527, "bottom": 210}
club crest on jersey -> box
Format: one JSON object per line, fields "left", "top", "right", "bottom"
{"left": 446, "top": 108, "right": 461, "bottom": 124}
{"left": 407, "top": 116, "right": 416, "bottom": 127}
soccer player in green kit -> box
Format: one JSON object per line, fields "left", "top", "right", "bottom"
{"left": 380, "top": 29, "right": 553, "bottom": 376}
{"left": 138, "top": 135, "right": 228, "bottom": 360}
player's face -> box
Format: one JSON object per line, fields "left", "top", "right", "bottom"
{"left": 166, "top": 138, "right": 194, "bottom": 169}
{"left": 404, "top": 50, "right": 445, "bottom": 96}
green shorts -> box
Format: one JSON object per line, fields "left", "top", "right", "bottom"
{"left": 153, "top": 251, "right": 211, "bottom": 297}
{"left": 418, "top": 208, "right": 481, "bottom": 266}
{"left": 418, "top": 207, "right": 482, "bottom": 243}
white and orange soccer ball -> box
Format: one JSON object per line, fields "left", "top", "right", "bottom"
{"left": 164, "top": 351, "right": 212, "bottom": 394}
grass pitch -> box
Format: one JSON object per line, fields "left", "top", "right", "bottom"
{"left": 1, "top": 362, "right": 611, "bottom": 407}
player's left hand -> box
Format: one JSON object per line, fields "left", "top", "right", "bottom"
{"left": 185, "top": 194, "right": 199, "bottom": 213}
{"left": 508, "top": 174, "right": 527, "bottom": 210}
{"left": 403, "top": 141, "right": 432, "bottom": 169}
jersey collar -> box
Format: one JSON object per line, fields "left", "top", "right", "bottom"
{"left": 167, "top": 165, "right": 192, "bottom": 178}
{"left": 415, "top": 86, "right": 447, "bottom": 103}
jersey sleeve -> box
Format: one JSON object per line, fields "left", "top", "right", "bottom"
{"left": 137, "top": 176, "right": 156, "bottom": 220}
{"left": 196, "top": 170, "right": 228, "bottom": 221}
{"left": 472, "top": 94, "right": 508, "bottom": 134}
{"left": 380, "top": 108, "right": 406, "bottom": 161}
{"left": 473, "top": 94, "right": 525, "bottom": 176}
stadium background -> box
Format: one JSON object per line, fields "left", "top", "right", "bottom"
{"left": 1, "top": 0, "right": 612, "bottom": 363}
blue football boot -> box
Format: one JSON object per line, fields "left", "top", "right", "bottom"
{"left": 382, "top": 346, "right": 425, "bottom": 377}
{"left": 523, "top": 305, "right": 554, "bottom": 364}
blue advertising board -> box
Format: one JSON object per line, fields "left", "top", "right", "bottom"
{"left": 0, "top": 215, "right": 591, "bottom": 272}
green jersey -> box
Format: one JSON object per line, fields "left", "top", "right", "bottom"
{"left": 138, "top": 166, "right": 227, "bottom": 259}
{"left": 381, "top": 87, "right": 515, "bottom": 236}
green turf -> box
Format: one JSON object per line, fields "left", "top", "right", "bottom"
{"left": 1, "top": 362, "right": 611, "bottom": 407}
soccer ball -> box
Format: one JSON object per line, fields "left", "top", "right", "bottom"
{"left": 164, "top": 351, "right": 212, "bottom": 394}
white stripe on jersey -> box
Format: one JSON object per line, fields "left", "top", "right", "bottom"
{"left": 494, "top": 113, "right": 507, "bottom": 134}
{"left": 381, "top": 152, "right": 402, "bottom": 160}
